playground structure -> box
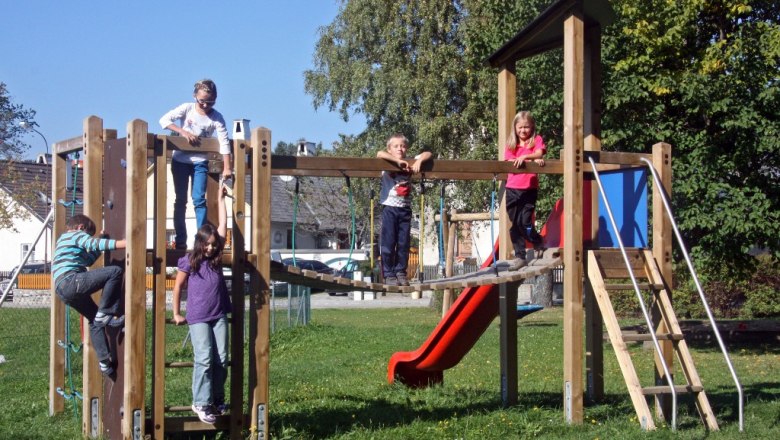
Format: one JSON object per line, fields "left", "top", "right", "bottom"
{"left": 45, "top": 0, "right": 743, "bottom": 438}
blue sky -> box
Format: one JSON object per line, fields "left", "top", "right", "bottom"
{"left": 3, "top": 1, "right": 364, "bottom": 159}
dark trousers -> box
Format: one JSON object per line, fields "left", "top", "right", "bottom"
{"left": 506, "top": 188, "right": 542, "bottom": 259}
{"left": 55, "top": 265, "right": 124, "bottom": 361}
{"left": 380, "top": 206, "right": 412, "bottom": 277}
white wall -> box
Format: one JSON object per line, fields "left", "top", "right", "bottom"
{"left": 0, "top": 190, "right": 51, "bottom": 271}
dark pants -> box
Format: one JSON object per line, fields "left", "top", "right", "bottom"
{"left": 380, "top": 206, "right": 412, "bottom": 277}
{"left": 506, "top": 188, "right": 542, "bottom": 259}
{"left": 55, "top": 265, "right": 124, "bottom": 361}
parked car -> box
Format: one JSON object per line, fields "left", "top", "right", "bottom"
{"left": 281, "top": 258, "right": 335, "bottom": 275}
{"left": 11, "top": 262, "right": 51, "bottom": 274}
{"left": 281, "top": 258, "right": 336, "bottom": 294}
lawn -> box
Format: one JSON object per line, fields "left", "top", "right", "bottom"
{"left": 0, "top": 305, "right": 777, "bottom": 439}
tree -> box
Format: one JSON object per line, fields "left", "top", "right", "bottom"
{"left": 0, "top": 82, "right": 40, "bottom": 231}
{"left": 601, "top": 0, "right": 780, "bottom": 268}
{"left": 305, "top": 0, "right": 779, "bottom": 272}
{"left": 0, "top": 82, "right": 36, "bottom": 159}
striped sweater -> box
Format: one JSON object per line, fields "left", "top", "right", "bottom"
{"left": 52, "top": 230, "right": 117, "bottom": 286}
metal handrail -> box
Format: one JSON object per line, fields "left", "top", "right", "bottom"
{"left": 640, "top": 157, "right": 744, "bottom": 431}
{"left": 587, "top": 156, "right": 678, "bottom": 430}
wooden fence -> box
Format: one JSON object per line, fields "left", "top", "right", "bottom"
{"left": 10, "top": 274, "right": 176, "bottom": 290}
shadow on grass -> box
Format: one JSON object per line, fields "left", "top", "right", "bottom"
{"left": 269, "top": 390, "right": 590, "bottom": 438}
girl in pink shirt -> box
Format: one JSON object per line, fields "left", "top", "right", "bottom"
{"left": 504, "top": 111, "right": 546, "bottom": 268}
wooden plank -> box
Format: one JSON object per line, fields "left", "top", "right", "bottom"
{"left": 587, "top": 252, "right": 655, "bottom": 430}
{"left": 583, "top": 150, "right": 652, "bottom": 166}
{"left": 82, "top": 116, "right": 105, "bottom": 435}
{"left": 590, "top": 248, "right": 646, "bottom": 271}
{"left": 622, "top": 333, "right": 684, "bottom": 342}
{"left": 123, "top": 120, "right": 149, "bottom": 438}
{"left": 562, "top": 10, "right": 585, "bottom": 425}
{"left": 151, "top": 135, "right": 168, "bottom": 439}
{"left": 604, "top": 283, "right": 662, "bottom": 291}
{"left": 642, "top": 385, "right": 703, "bottom": 395}
{"left": 52, "top": 135, "right": 84, "bottom": 155}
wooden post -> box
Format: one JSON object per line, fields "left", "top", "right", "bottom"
{"left": 82, "top": 116, "right": 106, "bottom": 435}
{"left": 123, "top": 120, "right": 148, "bottom": 439}
{"left": 49, "top": 142, "right": 68, "bottom": 416}
{"left": 583, "top": 25, "right": 604, "bottom": 404}
{"left": 497, "top": 65, "right": 516, "bottom": 261}
{"left": 249, "top": 127, "right": 272, "bottom": 440}
{"left": 229, "top": 138, "right": 248, "bottom": 438}
{"left": 151, "top": 135, "right": 168, "bottom": 439}
{"left": 562, "top": 9, "right": 585, "bottom": 425}
{"left": 652, "top": 142, "right": 674, "bottom": 420}
{"left": 499, "top": 280, "right": 520, "bottom": 407}
{"left": 441, "top": 209, "right": 452, "bottom": 316}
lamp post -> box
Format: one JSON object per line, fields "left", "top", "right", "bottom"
{"left": 19, "top": 121, "right": 49, "bottom": 156}
{"left": 19, "top": 121, "right": 51, "bottom": 265}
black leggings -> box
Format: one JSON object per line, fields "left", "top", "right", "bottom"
{"left": 505, "top": 188, "right": 542, "bottom": 258}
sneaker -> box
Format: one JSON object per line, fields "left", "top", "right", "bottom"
{"left": 213, "top": 401, "right": 228, "bottom": 416}
{"left": 94, "top": 314, "right": 125, "bottom": 329}
{"left": 506, "top": 258, "right": 528, "bottom": 271}
{"left": 384, "top": 276, "right": 398, "bottom": 286}
{"left": 192, "top": 404, "right": 216, "bottom": 424}
{"left": 396, "top": 273, "right": 409, "bottom": 286}
{"left": 99, "top": 359, "right": 115, "bottom": 377}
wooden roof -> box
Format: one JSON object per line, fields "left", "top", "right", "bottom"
{"left": 486, "top": 0, "right": 615, "bottom": 67}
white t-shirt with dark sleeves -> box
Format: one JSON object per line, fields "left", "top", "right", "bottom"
{"left": 379, "top": 153, "right": 425, "bottom": 208}
{"left": 159, "top": 103, "right": 231, "bottom": 164}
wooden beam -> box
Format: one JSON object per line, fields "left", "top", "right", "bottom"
{"left": 229, "top": 138, "right": 247, "bottom": 439}
{"left": 249, "top": 127, "right": 272, "bottom": 440}
{"left": 82, "top": 116, "right": 105, "bottom": 435}
{"left": 151, "top": 135, "right": 168, "bottom": 439}
{"left": 49, "top": 138, "right": 69, "bottom": 416}
{"left": 583, "top": 23, "right": 604, "bottom": 404}
{"left": 652, "top": 142, "right": 674, "bottom": 421}
{"left": 123, "top": 120, "right": 148, "bottom": 438}
{"left": 497, "top": 65, "right": 516, "bottom": 261}
{"left": 562, "top": 9, "right": 585, "bottom": 425}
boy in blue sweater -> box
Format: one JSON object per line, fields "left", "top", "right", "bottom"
{"left": 52, "top": 214, "right": 126, "bottom": 376}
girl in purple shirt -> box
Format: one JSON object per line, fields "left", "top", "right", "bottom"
{"left": 172, "top": 183, "right": 231, "bottom": 424}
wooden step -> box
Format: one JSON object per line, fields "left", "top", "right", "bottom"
{"left": 165, "top": 360, "right": 232, "bottom": 368}
{"left": 622, "top": 332, "right": 684, "bottom": 342}
{"left": 604, "top": 283, "right": 663, "bottom": 291}
{"left": 642, "top": 384, "right": 703, "bottom": 395}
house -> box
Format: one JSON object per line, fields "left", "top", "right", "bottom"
{"left": 0, "top": 155, "right": 354, "bottom": 271}
{"left": 0, "top": 156, "right": 76, "bottom": 272}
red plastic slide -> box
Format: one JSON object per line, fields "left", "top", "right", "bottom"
{"left": 387, "top": 197, "right": 575, "bottom": 387}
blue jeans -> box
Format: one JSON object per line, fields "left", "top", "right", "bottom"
{"left": 380, "top": 206, "right": 412, "bottom": 277}
{"left": 190, "top": 316, "right": 229, "bottom": 407}
{"left": 55, "top": 266, "right": 124, "bottom": 362}
{"left": 172, "top": 159, "right": 209, "bottom": 248}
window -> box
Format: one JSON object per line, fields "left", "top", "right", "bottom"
{"left": 21, "top": 244, "right": 34, "bottom": 262}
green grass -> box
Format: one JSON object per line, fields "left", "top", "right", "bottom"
{"left": 1, "top": 306, "right": 778, "bottom": 439}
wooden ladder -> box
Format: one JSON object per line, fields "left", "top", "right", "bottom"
{"left": 587, "top": 249, "right": 719, "bottom": 431}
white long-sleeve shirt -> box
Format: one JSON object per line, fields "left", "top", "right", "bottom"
{"left": 159, "top": 102, "right": 231, "bottom": 163}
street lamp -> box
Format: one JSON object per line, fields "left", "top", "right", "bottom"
{"left": 19, "top": 121, "right": 49, "bottom": 156}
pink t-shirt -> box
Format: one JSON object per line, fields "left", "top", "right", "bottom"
{"left": 505, "top": 135, "right": 546, "bottom": 190}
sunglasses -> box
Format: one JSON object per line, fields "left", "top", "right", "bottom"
{"left": 196, "top": 98, "right": 216, "bottom": 106}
